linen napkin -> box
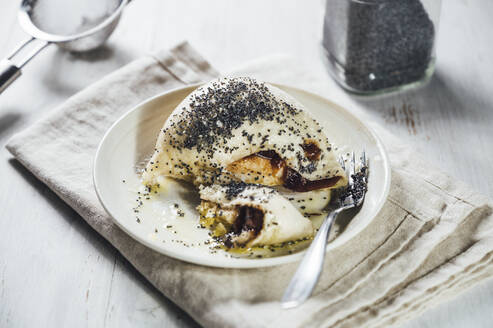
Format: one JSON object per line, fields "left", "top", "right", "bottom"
{"left": 6, "top": 41, "right": 493, "bottom": 328}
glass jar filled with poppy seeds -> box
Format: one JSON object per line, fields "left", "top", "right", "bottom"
{"left": 322, "top": 0, "right": 442, "bottom": 94}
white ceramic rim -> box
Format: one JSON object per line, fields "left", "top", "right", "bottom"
{"left": 93, "top": 83, "right": 391, "bottom": 268}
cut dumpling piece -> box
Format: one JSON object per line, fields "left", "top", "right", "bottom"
{"left": 280, "top": 188, "right": 332, "bottom": 215}
{"left": 142, "top": 77, "right": 347, "bottom": 193}
{"left": 198, "top": 183, "right": 313, "bottom": 248}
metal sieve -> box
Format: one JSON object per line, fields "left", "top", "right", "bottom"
{"left": 0, "top": 0, "right": 130, "bottom": 94}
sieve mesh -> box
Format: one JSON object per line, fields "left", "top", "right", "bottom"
{"left": 27, "top": 0, "right": 121, "bottom": 36}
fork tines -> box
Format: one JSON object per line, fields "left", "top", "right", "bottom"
{"left": 340, "top": 150, "right": 369, "bottom": 206}
{"left": 349, "top": 151, "right": 356, "bottom": 185}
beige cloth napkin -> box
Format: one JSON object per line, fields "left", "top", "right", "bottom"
{"left": 6, "top": 42, "right": 493, "bottom": 328}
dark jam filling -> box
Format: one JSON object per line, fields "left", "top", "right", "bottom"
{"left": 256, "top": 150, "right": 284, "bottom": 169}
{"left": 283, "top": 168, "right": 341, "bottom": 192}
{"left": 224, "top": 206, "right": 264, "bottom": 248}
{"left": 255, "top": 150, "right": 341, "bottom": 192}
{"left": 300, "top": 141, "right": 322, "bottom": 161}
{"left": 233, "top": 206, "right": 264, "bottom": 235}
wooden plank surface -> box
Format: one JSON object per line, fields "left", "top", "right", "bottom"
{"left": 1, "top": 0, "right": 492, "bottom": 327}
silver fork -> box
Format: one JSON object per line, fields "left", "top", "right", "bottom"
{"left": 281, "top": 151, "right": 369, "bottom": 309}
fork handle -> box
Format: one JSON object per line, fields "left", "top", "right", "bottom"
{"left": 281, "top": 209, "right": 340, "bottom": 308}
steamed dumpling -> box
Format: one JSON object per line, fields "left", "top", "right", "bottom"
{"left": 142, "top": 77, "right": 347, "bottom": 194}
{"left": 198, "top": 183, "right": 313, "bottom": 248}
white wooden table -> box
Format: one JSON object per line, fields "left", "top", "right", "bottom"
{"left": 1, "top": 0, "right": 493, "bottom": 327}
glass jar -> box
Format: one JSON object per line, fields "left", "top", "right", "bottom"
{"left": 322, "top": 0, "right": 442, "bottom": 95}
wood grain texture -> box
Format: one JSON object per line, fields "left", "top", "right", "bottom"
{"left": 0, "top": 0, "right": 492, "bottom": 327}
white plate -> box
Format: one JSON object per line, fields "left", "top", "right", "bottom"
{"left": 94, "top": 83, "right": 391, "bottom": 268}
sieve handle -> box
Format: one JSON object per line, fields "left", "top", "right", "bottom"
{"left": 0, "top": 39, "right": 50, "bottom": 94}
{"left": 0, "top": 59, "right": 21, "bottom": 94}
